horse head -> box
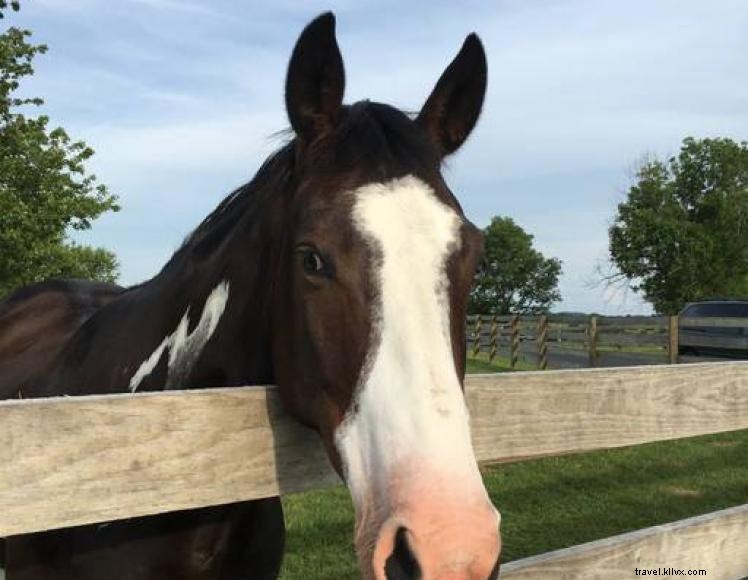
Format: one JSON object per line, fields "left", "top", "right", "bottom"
{"left": 272, "top": 13, "right": 500, "bottom": 580}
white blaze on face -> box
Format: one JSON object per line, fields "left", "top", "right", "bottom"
{"left": 129, "top": 280, "right": 230, "bottom": 392}
{"left": 337, "top": 176, "right": 493, "bottom": 555}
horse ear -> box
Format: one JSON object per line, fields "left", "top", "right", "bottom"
{"left": 416, "top": 34, "right": 487, "bottom": 157}
{"left": 285, "top": 12, "right": 345, "bottom": 143}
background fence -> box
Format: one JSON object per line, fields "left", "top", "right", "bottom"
{"left": 1, "top": 362, "right": 747, "bottom": 578}
{"left": 467, "top": 313, "right": 748, "bottom": 370}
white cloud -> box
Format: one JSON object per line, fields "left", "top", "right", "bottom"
{"left": 85, "top": 111, "right": 285, "bottom": 177}
{"left": 14, "top": 0, "right": 748, "bottom": 311}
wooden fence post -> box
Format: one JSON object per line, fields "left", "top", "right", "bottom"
{"left": 472, "top": 314, "right": 482, "bottom": 358}
{"left": 668, "top": 315, "right": 679, "bottom": 365}
{"left": 537, "top": 315, "right": 548, "bottom": 370}
{"left": 488, "top": 315, "right": 498, "bottom": 363}
{"left": 510, "top": 315, "right": 520, "bottom": 370}
{"left": 588, "top": 315, "right": 598, "bottom": 368}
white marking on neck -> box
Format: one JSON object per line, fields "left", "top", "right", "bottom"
{"left": 129, "top": 280, "right": 230, "bottom": 392}
{"left": 336, "top": 175, "right": 484, "bottom": 510}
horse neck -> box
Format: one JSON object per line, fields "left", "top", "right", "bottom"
{"left": 129, "top": 209, "right": 285, "bottom": 391}
{"left": 41, "top": 192, "right": 287, "bottom": 397}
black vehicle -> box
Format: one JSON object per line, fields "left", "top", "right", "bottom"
{"left": 678, "top": 300, "right": 748, "bottom": 358}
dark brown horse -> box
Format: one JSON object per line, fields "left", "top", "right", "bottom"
{"left": 0, "top": 279, "right": 123, "bottom": 572}
{"left": 2, "top": 13, "right": 499, "bottom": 580}
{"left": 0, "top": 279, "right": 124, "bottom": 399}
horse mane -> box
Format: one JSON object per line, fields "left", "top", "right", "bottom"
{"left": 153, "top": 100, "right": 437, "bottom": 279}
{"left": 334, "top": 101, "right": 437, "bottom": 178}
{"left": 188, "top": 144, "right": 295, "bottom": 255}
{"left": 151, "top": 141, "right": 296, "bottom": 280}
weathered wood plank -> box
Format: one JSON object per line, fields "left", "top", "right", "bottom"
{"left": 509, "top": 316, "right": 520, "bottom": 369}
{"left": 668, "top": 315, "right": 679, "bottom": 365}
{"left": 595, "top": 325, "right": 667, "bottom": 334}
{"left": 0, "top": 388, "right": 339, "bottom": 537}
{"left": 501, "top": 504, "right": 748, "bottom": 579}
{"left": 597, "top": 316, "right": 668, "bottom": 327}
{"left": 548, "top": 322, "right": 588, "bottom": 329}
{"left": 1, "top": 363, "right": 746, "bottom": 536}
{"left": 547, "top": 327, "right": 587, "bottom": 335}
{"left": 468, "top": 362, "right": 748, "bottom": 464}
{"left": 547, "top": 334, "right": 588, "bottom": 346}
{"left": 596, "top": 332, "right": 667, "bottom": 347}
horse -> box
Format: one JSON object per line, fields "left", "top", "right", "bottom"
{"left": 2, "top": 12, "right": 500, "bottom": 580}
{"left": 0, "top": 279, "right": 124, "bottom": 571}
{"left": 0, "top": 279, "right": 124, "bottom": 399}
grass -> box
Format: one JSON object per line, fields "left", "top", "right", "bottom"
{"left": 280, "top": 431, "right": 748, "bottom": 579}
{"left": 465, "top": 351, "right": 536, "bottom": 373}
{"left": 278, "top": 359, "right": 748, "bottom": 579}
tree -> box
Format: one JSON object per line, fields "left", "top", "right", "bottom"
{"left": 608, "top": 137, "right": 748, "bottom": 314}
{"left": 469, "top": 216, "right": 562, "bottom": 315}
{"left": 0, "top": 6, "right": 119, "bottom": 298}
{"left": 0, "top": 1, "right": 20, "bottom": 19}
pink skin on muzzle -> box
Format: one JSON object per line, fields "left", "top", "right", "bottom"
{"left": 352, "top": 460, "right": 501, "bottom": 580}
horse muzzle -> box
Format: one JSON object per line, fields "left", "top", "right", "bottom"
{"left": 358, "top": 467, "right": 501, "bottom": 580}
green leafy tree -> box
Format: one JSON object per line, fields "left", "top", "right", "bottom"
{"left": 470, "top": 216, "right": 562, "bottom": 315}
{"left": 608, "top": 137, "right": 748, "bottom": 314}
{"left": 0, "top": 7, "right": 119, "bottom": 297}
{"left": 0, "top": 1, "right": 20, "bottom": 18}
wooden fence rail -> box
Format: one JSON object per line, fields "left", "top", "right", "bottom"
{"left": 501, "top": 504, "right": 748, "bottom": 579}
{"left": 1, "top": 362, "right": 747, "bottom": 577}
{"left": 0, "top": 362, "right": 748, "bottom": 579}
{"left": 467, "top": 314, "right": 748, "bottom": 369}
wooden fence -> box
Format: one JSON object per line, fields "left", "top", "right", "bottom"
{"left": 1, "top": 362, "right": 747, "bottom": 578}
{"left": 467, "top": 313, "right": 748, "bottom": 369}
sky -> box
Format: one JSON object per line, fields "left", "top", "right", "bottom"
{"left": 7, "top": 0, "right": 748, "bottom": 314}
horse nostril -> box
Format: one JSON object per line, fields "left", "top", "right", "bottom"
{"left": 385, "top": 527, "right": 421, "bottom": 580}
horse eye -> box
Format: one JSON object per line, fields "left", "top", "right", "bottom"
{"left": 301, "top": 249, "right": 325, "bottom": 275}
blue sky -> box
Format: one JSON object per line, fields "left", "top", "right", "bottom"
{"left": 8, "top": 0, "right": 748, "bottom": 313}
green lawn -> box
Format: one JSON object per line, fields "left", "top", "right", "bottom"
{"left": 278, "top": 360, "right": 748, "bottom": 579}
{"left": 465, "top": 351, "right": 536, "bottom": 373}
